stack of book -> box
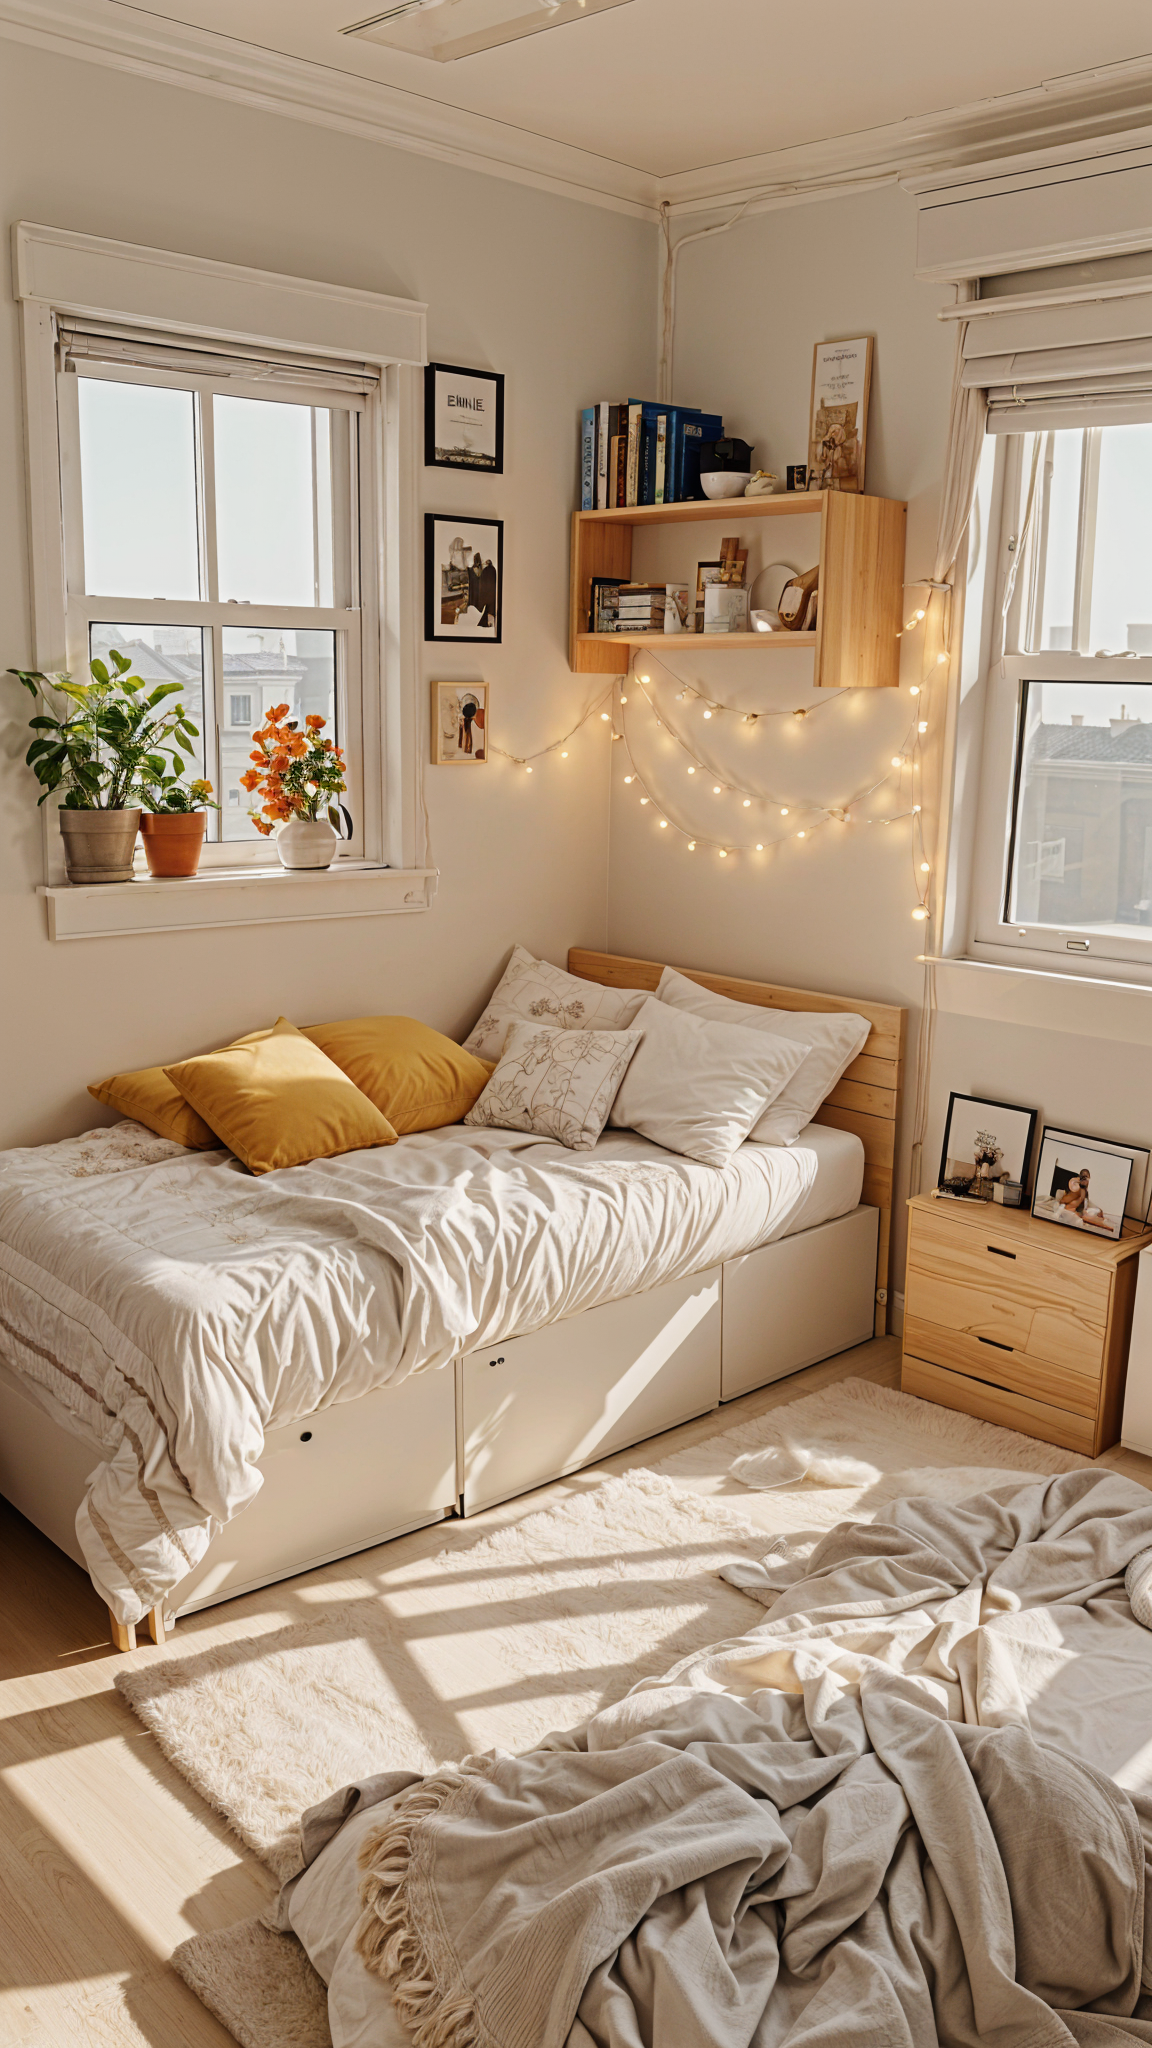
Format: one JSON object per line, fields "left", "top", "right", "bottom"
{"left": 580, "top": 400, "right": 724, "bottom": 510}
{"left": 612, "top": 582, "right": 691, "bottom": 635}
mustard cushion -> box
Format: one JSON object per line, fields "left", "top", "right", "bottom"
{"left": 300, "top": 1015, "right": 493, "bottom": 1135}
{"left": 164, "top": 1018, "right": 397, "bottom": 1174}
{"left": 89, "top": 1066, "right": 219, "bottom": 1150}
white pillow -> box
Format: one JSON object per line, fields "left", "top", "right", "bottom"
{"left": 608, "top": 996, "right": 810, "bottom": 1168}
{"left": 464, "top": 1019, "right": 642, "bottom": 1152}
{"left": 463, "top": 945, "right": 647, "bottom": 1063}
{"left": 655, "top": 965, "right": 871, "bottom": 1146}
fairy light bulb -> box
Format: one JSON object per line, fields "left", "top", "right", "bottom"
{"left": 600, "top": 711, "right": 610, "bottom": 721}
{"left": 687, "top": 765, "right": 696, "bottom": 775}
{"left": 639, "top": 674, "right": 650, "bottom": 684}
{"left": 780, "top": 807, "right": 789, "bottom": 817}
{"left": 659, "top": 819, "right": 668, "bottom": 828}
{"left": 797, "top": 830, "right": 806, "bottom": 839}
{"left": 525, "top": 764, "right": 533, "bottom": 773}
{"left": 718, "top": 848, "right": 728, "bottom": 859}
{"left": 619, "top": 693, "right": 627, "bottom": 703}
{"left": 936, "top": 653, "right": 948, "bottom": 667}
{"left": 742, "top": 798, "right": 751, "bottom": 808}
{"left": 891, "top": 755, "right": 904, "bottom": 768}
{"left": 713, "top": 784, "right": 722, "bottom": 795}
{"left": 912, "top": 803, "right": 922, "bottom": 813}
{"left": 909, "top": 684, "right": 920, "bottom": 697}
{"left": 623, "top": 774, "right": 633, "bottom": 784}
{"left": 911, "top": 906, "right": 929, "bottom": 921}
{"left": 793, "top": 708, "right": 807, "bottom": 720}
{"left": 561, "top": 749, "right": 569, "bottom": 758}
{"left": 639, "top": 796, "right": 649, "bottom": 805}
{"left": 918, "top": 720, "right": 928, "bottom": 733}
{"left": 915, "top": 609, "right": 926, "bottom": 621}
{"left": 702, "top": 708, "right": 712, "bottom": 719}
{"left": 687, "top": 840, "right": 696, "bottom": 851}
{"left": 920, "top": 861, "right": 930, "bottom": 872}
{"left": 755, "top": 842, "right": 764, "bottom": 851}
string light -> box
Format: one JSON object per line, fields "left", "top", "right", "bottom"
{"left": 891, "top": 755, "right": 904, "bottom": 768}
{"left": 561, "top": 749, "right": 569, "bottom": 757}
{"left": 703, "top": 708, "right": 713, "bottom": 719}
{"left": 918, "top": 720, "right": 928, "bottom": 733}
{"left": 911, "top": 906, "right": 929, "bottom": 921}
{"left": 492, "top": 680, "right": 618, "bottom": 769}
{"left": 687, "top": 766, "right": 696, "bottom": 775}
{"left": 742, "top": 798, "right": 751, "bottom": 807}
{"left": 909, "top": 684, "right": 920, "bottom": 697}
{"left": 600, "top": 711, "right": 611, "bottom": 721}
{"left": 659, "top": 818, "right": 668, "bottom": 828}
{"left": 920, "top": 861, "right": 930, "bottom": 872}
{"left": 624, "top": 774, "right": 633, "bottom": 783}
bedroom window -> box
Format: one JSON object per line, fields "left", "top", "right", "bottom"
{"left": 969, "top": 423, "right": 1152, "bottom": 979}
{"left": 57, "top": 348, "right": 365, "bottom": 861}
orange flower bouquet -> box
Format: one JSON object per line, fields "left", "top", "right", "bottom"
{"left": 239, "top": 705, "right": 347, "bottom": 836}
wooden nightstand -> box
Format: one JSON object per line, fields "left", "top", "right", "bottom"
{"left": 901, "top": 1193, "right": 1152, "bottom": 1456}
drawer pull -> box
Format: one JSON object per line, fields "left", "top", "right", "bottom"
{"left": 987, "top": 1246, "right": 1017, "bottom": 1260}
{"left": 489, "top": 1356, "right": 505, "bottom": 1369}
{"left": 977, "top": 1336, "right": 1013, "bottom": 1352}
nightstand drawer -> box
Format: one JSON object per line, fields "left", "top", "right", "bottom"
{"left": 903, "top": 1316, "right": 1099, "bottom": 1418}
{"left": 901, "top": 1356, "right": 1096, "bottom": 1455}
{"left": 907, "top": 1205, "right": 1109, "bottom": 1376}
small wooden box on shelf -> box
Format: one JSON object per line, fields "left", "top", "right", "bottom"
{"left": 901, "top": 1192, "right": 1152, "bottom": 1456}
{"left": 569, "top": 489, "right": 907, "bottom": 687}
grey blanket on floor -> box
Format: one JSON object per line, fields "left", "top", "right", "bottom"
{"left": 351, "top": 1471, "right": 1152, "bottom": 2047}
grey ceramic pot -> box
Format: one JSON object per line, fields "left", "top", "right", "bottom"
{"left": 58, "top": 807, "right": 142, "bottom": 884}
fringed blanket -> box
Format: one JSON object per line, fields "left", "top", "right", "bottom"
{"left": 346, "top": 1471, "right": 1152, "bottom": 2047}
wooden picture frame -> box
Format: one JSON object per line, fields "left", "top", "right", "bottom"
{"left": 425, "top": 515, "right": 503, "bottom": 644}
{"left": 425, "top": 362, "right": 504, "bottom": 474}
{"left": 430, "top": 680, "right": 489, "bottom": 764}
{"left": 808, "top": 337, "right": 873, "bottom": 494}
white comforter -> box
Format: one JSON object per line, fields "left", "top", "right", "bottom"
{"left": 0, "top": 1117, "right": 858, "bottom": 1623}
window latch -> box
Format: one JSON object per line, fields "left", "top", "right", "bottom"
{"left": 1007, "top": 535, "right": 1018, "bottom": 552}
{"left": 1065, "top": 938, "right": 1090, "bottom": 952}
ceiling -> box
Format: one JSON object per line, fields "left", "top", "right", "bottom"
{"left": 7, "top": 0, "right": 1152, "bottom": 216}
{"left": 94, "top": 0, "right": 1152, "bottom": 177}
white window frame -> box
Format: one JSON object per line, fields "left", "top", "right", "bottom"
{"left": 57, "top": 355, "right": 366, "bottom": 868}
{"left": 966, "top": 429, "right": 1152, "bottom": 984}
{"left": 14, "top": 222, "right": 435, "bottom": 938}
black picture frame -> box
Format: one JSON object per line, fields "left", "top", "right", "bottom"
{"left": 937, "top": 1090, "right": 1039, "bottom": 1200}
{"left": 424, "top": 515, "right": 503, "bottom": 645}
{"left": 424, "top": 362, "right": 505, "bottom": 474}
{"left": 1031, "top": 1127, "right": 1134, "bottom": 1242}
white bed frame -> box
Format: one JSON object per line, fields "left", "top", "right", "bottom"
{"left": 0, "top": 951, "right": 904, "bottom": 1650}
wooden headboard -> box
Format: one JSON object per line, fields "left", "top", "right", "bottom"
{"left": 569, "top": 949, "right": 907, "bottom": 1340}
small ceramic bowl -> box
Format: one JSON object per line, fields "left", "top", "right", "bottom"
{"left": 700, "top": 471, "right": 752, "bottom": 501}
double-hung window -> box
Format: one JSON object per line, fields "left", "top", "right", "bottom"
{"left": 56, "top": 331, "right": 369, "bottom": 862}
{"left": 959, "top": 272, "right": 1152, "bottom": 981}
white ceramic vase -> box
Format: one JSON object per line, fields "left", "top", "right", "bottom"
{"left": 276, "top": 817, "right": 339, "bottom": 871}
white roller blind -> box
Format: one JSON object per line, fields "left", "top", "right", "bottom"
{"left": 58, "top": 321, "right": 379, "bottom": 398}
{"left": 953, "top": 274, "right": 1152, "bottom": 431}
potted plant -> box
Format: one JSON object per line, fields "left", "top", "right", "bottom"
{"left": 240, "top": 703, "right": 350, "bottom": 869}
{"left": 8, "top": 650, "right": 198, "bottom": 883}
{"left": 139, "top": 776, "right": 219, "bottom": 878}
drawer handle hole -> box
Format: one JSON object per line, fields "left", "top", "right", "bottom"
{"left": 987, "top": 1246, "right": 1017, "bottom": 1260}
{"left": 300, "top": 1430, "right": 313, "bottom": 1442}
{"left": 977, "top": 1336, "right": 1013, "bottom": 1352}
{"left": 489, "top": 1357, "right": 505, "bottom": 1369}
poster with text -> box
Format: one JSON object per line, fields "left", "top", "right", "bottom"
{"left": 808, "top": 337, "right": 873, "bottom": 492}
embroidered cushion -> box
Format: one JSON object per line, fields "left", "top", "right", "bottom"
{"left": 463, "top": 946, "right": 647, "bottom": 1063}
{"left": 464, "top": 1020, "right": 642, "bottom": 1152}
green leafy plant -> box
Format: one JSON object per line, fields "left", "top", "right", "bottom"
{"left": 7, "top": 649, "right": 200, "bottom": 809}
{"left": 140, "top": 775, "right": 219, "bottom": 815}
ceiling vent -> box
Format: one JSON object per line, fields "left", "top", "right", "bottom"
{"left": 342, "top": 0, "right": 632, "bottom": 63}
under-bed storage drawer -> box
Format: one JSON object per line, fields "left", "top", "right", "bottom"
{"left": 721, "top": 1205, "right": 879, "bottom": 1402}
{"left": 174, "top": 1367, "right": 458, "bottom": 1615}
{"left": 460, "top": 1268, "right": 721, "bottom": 1515}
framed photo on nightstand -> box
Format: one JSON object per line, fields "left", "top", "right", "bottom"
{"left": 1032, "top": 1128, "right": 1134, "bottom": 1241}
{"left": 937, "top": 1091, "right": 1038, "bottom": 1202}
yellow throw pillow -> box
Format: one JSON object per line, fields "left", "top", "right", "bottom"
{"left": 301, "top": 1016, "right": 494, "bottom": 1135}
{"left": 165, "top": 1018, "right": 397, "bottom": 1174}
{"left": 89, "top": 1066, "right": 219, "bottom": 1150}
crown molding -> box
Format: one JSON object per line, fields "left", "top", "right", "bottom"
{"left": 6, "top": 1, "right": 1152, "bottom": 230}
{"left": 0, "top": 0, "right": 659, "bottom": 220}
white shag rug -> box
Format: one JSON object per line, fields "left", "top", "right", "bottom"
{"left": 118, "top": 1376, "right": 1091, "bottom": 2048}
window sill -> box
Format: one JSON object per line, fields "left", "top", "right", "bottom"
{"left": 40, "top": 863, "right": 438, "bottom": 941}
{"left": 918, "top": 953, "right": 1152, "bottom": 1049}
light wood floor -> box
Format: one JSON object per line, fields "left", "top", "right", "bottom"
{"left": 3, "top": 1335, "right": 1152, "bottom": 2047}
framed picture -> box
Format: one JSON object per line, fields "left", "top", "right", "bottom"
{"left": 937, "top": 1091, "right": 1038, "bottom": 1201}
{"left": 431, "top": 680, "right": 488, "bottom": 765}
{"left": 694, "top": 559, "right": 723, "bottom": 633}
{"left": 808, "top": 337, "right": 873, "bottom": 494}
{"left": 1032, "top": 1129, "right": 1134, "bottom": 1241}
{"left": 1039, "top": 1128, "right": 1150, "bottom": 1224}
{"left": 425, "top": 362, "right": 504, "bottom": 474}
{"left": 425, "top": 516, "right": 502, "bottom": 644}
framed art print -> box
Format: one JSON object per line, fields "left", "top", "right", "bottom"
{"left": 1031, "top": 1128, "right": 1134, "bottom": 1241}
{"left": 425, "top": 362, "right": 504, "bottom": 474}
{"left": 431, "top": 680, "right": 488, "bottom": 764}
{"left": 1038, "top": 1127, "right": 1150, "bottom": 1224}
{"left": 937, "top": 1091, "right": 1038, "bottom": 1201}
{"left": 425, "top": 516, "right": 503, "bottom": 644}
{"left": 808, "top": 337, "right": 873, "bottom": 493}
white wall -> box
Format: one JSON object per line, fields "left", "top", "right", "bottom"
{"left": 0, "top": 39, "right": 656, "bottom": 1148}
{"left": 606, "top": 181, "right": 1152, "bottom": 1286}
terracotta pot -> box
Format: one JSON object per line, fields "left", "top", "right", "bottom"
{"left": 58, "top": 807, "right": 141, "bottom": 884}
{"left": 275, "top": 817, "right": 339, "bottom": 870}
{"left": 140, "top": 810, "right": 207, "bottom": 878}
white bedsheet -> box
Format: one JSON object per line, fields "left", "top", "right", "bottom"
{"left": 0, "top": 1117, "right": 862, "bottom": 1622}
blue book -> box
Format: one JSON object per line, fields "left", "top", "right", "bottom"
{"left": 639, "top": 416, "right": 657, "bottom": 504}
{"left": 679, "top": 411, "right": 724, "bottom": 501}
{"left": 580, "top": 407, "right": 595, "bottom": 510}
{"left": 662, "top": 407, "right": 707, "bottom": 503}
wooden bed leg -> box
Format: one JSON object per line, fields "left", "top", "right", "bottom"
{"left": 109, "top": 1608, "right": 137, "bottom": 1653}
{"left": 144, "top": 1605, "right": 167, "bottom": 1647}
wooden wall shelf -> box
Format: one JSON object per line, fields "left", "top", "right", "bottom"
{"left": 569, "top": 489, "right": 907, "bottom": 687}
